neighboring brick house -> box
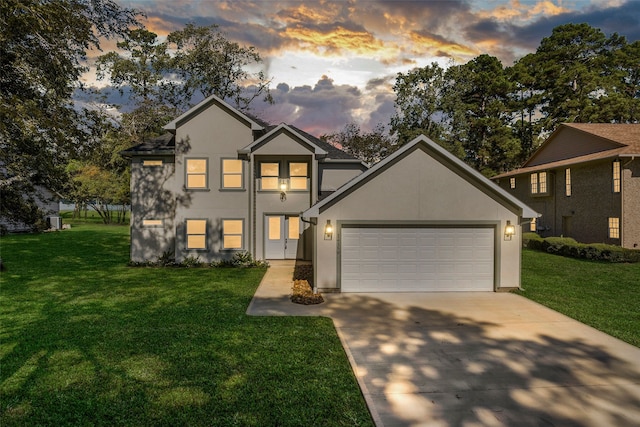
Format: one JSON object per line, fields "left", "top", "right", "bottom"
{"left": 492, "top": 123, "right": 640, "bottom": 249}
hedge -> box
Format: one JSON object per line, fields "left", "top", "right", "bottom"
{"left": 522, "top": 232, "right": 640, "bottom": 263}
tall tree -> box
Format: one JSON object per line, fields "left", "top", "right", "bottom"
{"left": 391, "top": 63, "right": 445, "bottom": 144}
{"left": 441, "top": 55, "right": 520, "bottom": 175}
{"left": 166, "top": 23, "right": 273, "bottom": 110}
{"left": 0, "top": 0, "right": 139, "bottom": 230}
{"left": 323, "top": 123, "right": 395, "bottom": 164}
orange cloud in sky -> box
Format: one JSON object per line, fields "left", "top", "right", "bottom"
{"left": 409, "top": 32, "right": 479, "bottom": 61}
{"left": 479, "top": 0, "right": 569, "bottom": 22}
{"left": 282, "top": 25, "right": 385, "bottom": 56}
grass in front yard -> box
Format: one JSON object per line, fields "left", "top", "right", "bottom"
{"left": 520, "top": 248, "right": 640, "bottom": 348}
{"left": 0, "top": 224, "right": 373, "bottom": 426}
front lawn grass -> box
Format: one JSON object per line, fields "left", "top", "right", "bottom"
{"left": 520, "top": 248, "right": 640, "bottom": 348}
{"left": 0, "top": 224, "right": 373, "bottom": 426}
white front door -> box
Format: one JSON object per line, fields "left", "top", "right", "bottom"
{"left": 265, "top": 215, "right": 301, "bottom": 259}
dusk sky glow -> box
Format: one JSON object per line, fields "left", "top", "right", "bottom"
{"left": 89, "top": 0, "right": 640, "bottom": 136}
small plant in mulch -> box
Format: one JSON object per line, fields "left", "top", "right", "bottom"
{"left": 291, "top": 279, "right": 324, "bottom": 305}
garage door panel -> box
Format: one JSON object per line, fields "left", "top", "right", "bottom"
{"left": 341, "top": 227, "right": 494, "bottom": 292}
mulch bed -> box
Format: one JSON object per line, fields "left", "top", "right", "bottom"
{"left": 291, "top": 279, "right": 324, "bottom": 305}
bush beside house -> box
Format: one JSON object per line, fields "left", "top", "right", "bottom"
{"left": 523, "top": 233, "right": 640, "bottom": 263}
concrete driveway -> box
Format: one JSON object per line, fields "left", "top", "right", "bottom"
{"left": 248, "top": 261, "right": 640, "bottom": 426}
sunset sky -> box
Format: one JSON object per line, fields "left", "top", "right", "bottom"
{"left": 93, "top": 0, "right": 640, "bottom": 136}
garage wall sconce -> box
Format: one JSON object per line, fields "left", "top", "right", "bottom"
{"left": 504, "top": 220, "right": 516, "bottom": 240}
{"left": 324, "top": 220, "right": 333, "bottom": 240}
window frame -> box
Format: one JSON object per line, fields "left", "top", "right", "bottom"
{"left": 530, "top": 171, "right": 549, "bottom": 196}
{"left": 608, "top": 217, "right": 620, "bottom": 239}
{"left": 142, "top": 159, "right": 163, "bottom": 167}
{"left": 288, "top": 162, "right": 309, "bottom": 191}
{"left": 220, "top": 158, "right": 245, "bottom": 191}
{"left": 565, "top": 168, "right": 571, "bottom": 197}
{"left": 222, "top": 218, "right": 244, "bottom": 250}
{"left": 613, "top": 160, "right": 621, "bottom": 193}
{"left": 259, "top": 162, "right": 281, "bottom": 191}
{"left": 509, "top": 177, "right": 516, "bottom": 189}
{"left": 185, "top": 158, "right": 209, "bottom": 190}
{"left": 185, "top": 218, "right": 208, "bottom": 250}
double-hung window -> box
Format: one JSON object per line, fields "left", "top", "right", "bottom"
{"left": 613, "top": 161, "right": 621, "bottom": 193}
{"left": 186, "top": 158, "right": 208, "bottom": 189}
{"left": 509, "top": 177, "right": 516, "bottom": 189}
{"left": 222, "top": 219, "right": 244, "bottom": 249}
{"left": 260, "top": 163, "right": 280, "bottom": 190}
{"left": 289, "top": 163, "right": 308, "bottom": 190}
{"left": 565, "top": 168, "right": 571, "bottom": 196}
{"left": 530, "top": 172, "right": 548, "bottom": 195}
{"left": 186, "top": 219, "right": 207, "bottom": 249}
{"left": 221, "top": 159, "right": 243, "bottom": 189}
{"left": 608, "top": 217, "right": 620, "bottom": 239}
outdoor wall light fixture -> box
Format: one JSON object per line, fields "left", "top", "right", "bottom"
{"left": 504, "top": 220, "right": 516, "bottom": 241}
{"left": 324, "top": 220, "right": 333, "bottom": 240}
{"left": 280, "top": 179, "right": 287, "bottom": 201}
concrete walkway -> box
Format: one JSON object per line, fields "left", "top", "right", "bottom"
{"left": 247, "top": 261, "right": 640, "bottom": 427}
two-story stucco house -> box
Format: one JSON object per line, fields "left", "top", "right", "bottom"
{"left": 124, "top": 95, "right": 537, "bottom": 293}
{"left": 492, "top": 123, "right": 640, "bottom": 249}
{"left": 122, "top": 95, "right": 367, "bottom": 264}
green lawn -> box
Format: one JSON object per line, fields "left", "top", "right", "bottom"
{"left": 519, "top": 248, "right": 640, "bottom": 348}
{"left": 0, "top": 224, "right": 373, "bottom": 426}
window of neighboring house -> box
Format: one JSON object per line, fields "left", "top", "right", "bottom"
{"left": 613, "top": 161, "right": 621, "bottom": 193}
{"left": 530, "top": 217, "right": 537, "bottom": 232}
{"left": 185, "top": 158, "right": 208, "bottom": 189}
{"left": 565, "top": 168, "right": 571, "bottom": 196}
{"left": 142, "top": 219, "right": 163, "bottom": 227}
{"left": 222, "top": 219, "right": 244, "bottom": 249}
{"left": 143, "top": 159, "right": 163, "bottom": 167}
{"left": 510, "top": 177, "right": 516, "bottom": 189}
{"left": 260, "top": 162, "right": 280, "bottom": 190}
{"left": 289, "top": 162, "right": 309, "bottom": 190}
{"left": 221, "top": 159, "right": 243, "bottom": 189}
{"left": 186, "top": 219, "right": 207, "bottom": 249}
{"left": 608, "top": 217, "right": 620, "bottom": 239}
{"left": 530, "top": 171, "right": 548, "bottom": 195}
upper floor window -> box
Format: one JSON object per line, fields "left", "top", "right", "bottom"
{"left": 613, "top": 161, "right": 621, "bottom": 193}
{"left": 222, "top": 219, "right": 244, "bottom": 250}
{"left": 260, "top": 162, "right": 280, "bottom": 190}
{"left": 509, "top": 177, "right": 516, "bottom": 189}
{"left": 530, "top": 171, "right": 547, "bottom": 195}
{"left": 565, "top": 168, "right": 571, "bottom": 196}
{"left": 186, "top": 219, "right": 207, "bottom": 249}
{"left": 186, "top": 158, "right": 208, "bottom": 189}
{"left": 608, "top": 217, "right": 620, "bottom": 239}
{"left": 289, "top": 162, "right": 309, "bottom": 190}
{"left": 221, "top": 159, "right": 243, "bottom": 189}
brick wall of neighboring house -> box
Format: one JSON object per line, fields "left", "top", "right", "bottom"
{"left": 622, "top": 158, "right": 640, "bottom": 249}
{"left": 497, "top": 159, "right": 622, "bottom": 245}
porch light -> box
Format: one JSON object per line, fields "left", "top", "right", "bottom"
{"left": 324, "top": 220, "right": 333, "bottom": 240}
{"left": 280, "top": 179, "right": 287, "bottom": 201}
{"left": 504, "top": 220, "right": 516, "bottom": 241}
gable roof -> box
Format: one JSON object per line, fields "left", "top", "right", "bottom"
{"left": 303, "top": 135, "right": 538, "bottom": 219}
{"left": 493, "top": 123, "right": 640, "bottom": 179}
{"left": 238, "top": 123, "right": 363, "bottom": 162}
{"left": 163, "top": 94, "right": 265, "bottom": 132}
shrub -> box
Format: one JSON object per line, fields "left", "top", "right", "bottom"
{"left": 181, "top": 255, "right": 204, "bottom": 268}
{"left": 211, "top": 251, "right": 269, "bottom": 268}
{"left": 524, "top": 234, "right": 640, "bottom": 263}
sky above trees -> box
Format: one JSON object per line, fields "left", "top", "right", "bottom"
{"left": 83, "top": 0, "right": 640, "bottom": 135}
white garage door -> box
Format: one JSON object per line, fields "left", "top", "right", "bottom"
{"left": 341, "top": 227, "right": 494, "bottom": 292}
